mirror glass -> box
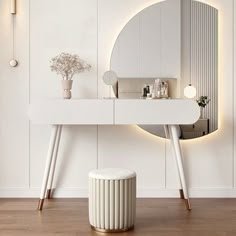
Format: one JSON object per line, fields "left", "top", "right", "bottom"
{"left": 110, "top": 0, "right": 218, "bottom": 140}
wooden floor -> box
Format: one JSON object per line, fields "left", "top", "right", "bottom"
{"left": 0, "top": 198, "right": 236, "bottom": 236}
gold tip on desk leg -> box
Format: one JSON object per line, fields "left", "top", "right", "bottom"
{"left": 46, "top": 189, "right": 51, "bottom": 199}
{"left": 38, "top": 199, "right": 44, "bottom": 211}
{"left": 179, "top": 189, "right": 185, "bottom": 199}
{"left": 185, "top": 199, "right": 192, "bottom": 211}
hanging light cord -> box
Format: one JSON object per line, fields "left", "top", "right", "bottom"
{"left": 190, "top": 1, "right": 192, "bottom": 86}
{"left": 9, "top": 11, "right": 18, "bottom": 67}
{"left": 12, "top": 15, "right": 15, "bottom": 59}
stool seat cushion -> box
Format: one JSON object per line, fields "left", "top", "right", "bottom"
{"left": 89, "top": 168, "right": 136, "bottom": 180}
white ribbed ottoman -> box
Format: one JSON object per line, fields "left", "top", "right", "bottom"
{"left": 89, "top": 168, "right": 136, "bottom": 233}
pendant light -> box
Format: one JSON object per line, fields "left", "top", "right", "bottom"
{"left": 184, "top": 84, "right": 196, "bottom": 98}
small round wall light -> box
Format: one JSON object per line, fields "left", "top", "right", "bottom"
{"left": 9, "top": 59, "right": 18, "bottom": 67}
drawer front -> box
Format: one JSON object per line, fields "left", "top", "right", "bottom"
{"left": 29, "top": 99, "right": 114, "bottom": 125}
{"left": 115, "top": 99, "right": 200, "bottom": 125}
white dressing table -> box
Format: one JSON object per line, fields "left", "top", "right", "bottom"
{"left": 28, "top": 99, "right": 200, "bottom": 211}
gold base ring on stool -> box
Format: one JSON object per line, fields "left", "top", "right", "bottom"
{"left": 91, "top": 225, "right": 134, "bottom": 233}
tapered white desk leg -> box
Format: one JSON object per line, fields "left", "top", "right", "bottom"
{"left": 38, "top": 125, "right": 58, "bottom": 211}
{"left": 168, "top": 125, "right": 191, "bottom": 211}
{"left": 164, "top": 125, "right": 184, "bottom": 199}
{"left": 164, "top": 125, "right": 170, "bottom": 139}
{"left": 46, "top": 125, "right": 63, "bottom": 199}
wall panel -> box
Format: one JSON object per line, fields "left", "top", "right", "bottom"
{"left": 167, "top": 0, "right": 234, "bottom": 191}
{"left": 0, "top": 0, "right": 29, "bottom": 188}
{"left": 29, "top": 0, "right": 98, "bottom": 191}
{"left": 0, "top": 0, "right": 235, "bottom": 197}
{"left": 98, "top": 0, "right": 166, "bottom": 194}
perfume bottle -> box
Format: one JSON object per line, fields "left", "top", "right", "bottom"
{"left": 154, "top": 79, "right": 169, "bottom": 98}
{"left": 154, "top": 79, "right": 161, "bottom": 98}
{"left": 161, "top": 81, "right": 168, "bottom": 98}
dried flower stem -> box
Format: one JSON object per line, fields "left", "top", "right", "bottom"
{"left": 50, "top": 52, "right": 91, "bottom": 80}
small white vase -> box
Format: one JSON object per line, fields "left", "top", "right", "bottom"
{"left": 200, "top": 107, "right": 204, "bottom": 119}
{"left": 61, "top": 80, "right": 73, "bottom": 99}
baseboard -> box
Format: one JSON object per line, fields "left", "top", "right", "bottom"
{"left": 1, "top": 187, "right": 236, "bottom": 198}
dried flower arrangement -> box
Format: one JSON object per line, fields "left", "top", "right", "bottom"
{"left": 50, "top": 53, "right": 91, "bottom": 99}
{"left": 50, "top": 52, "right": 91, "bottom": 80}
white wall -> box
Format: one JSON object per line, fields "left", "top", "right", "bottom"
{"left": 0, "top": 0, "right": 235, "bottom": 198}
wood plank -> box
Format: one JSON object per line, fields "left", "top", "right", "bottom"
{"left": 0, "top": 198, "right": 236, "bottom": 235}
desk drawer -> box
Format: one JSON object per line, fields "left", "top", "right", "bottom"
{"left": 29, "top": 99, "right": 114, "bottom": 125}
{"left": 114, "top": 99, "right": 200, "bottom": 125}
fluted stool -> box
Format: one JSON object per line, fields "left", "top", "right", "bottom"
{"left": 89, "top": 168, "right": 136, "bottom": 233}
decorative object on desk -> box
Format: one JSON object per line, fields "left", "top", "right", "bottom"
{"left": 142, "top": 86, "right": 148, "bottom": 98}
{"left": 142, "top": 84, "right": 150, "bottom": 98}
{"left": 103, "top": 70, "right": 118, "bottom": 98}
{"left": 153, "top": 79, "right": 169, "bottom": 99}
{"left": 61, "top": 80, "right": 73, "bottom": 99}
{"left": 154, "top": 79, "right": 161, "bottom": 98}
{"left": 103, "top": 70, "right": 118, "bottom": 86}
{"left": 160, "top": 80, "right": 168, "bottom": 98}
{"left": 197, "top": 96, "right": 211, "bottom": 118}
{"left": 50, "top": 52, "right": 91, "bottom": 99}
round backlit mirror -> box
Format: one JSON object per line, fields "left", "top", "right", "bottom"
{"left": 110, "top": 0, "right": 218, "bottom": 140}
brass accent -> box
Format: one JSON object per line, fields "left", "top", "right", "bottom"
{"left": 179, "top": 189, "right": 185, "bottom": 199}
{"left": 91, "top": 225, "right": 134, "bottom": 233}
{"left": 179, "top": 189, "right": 191, "bottom": 211}
{"left": 46, "top": 189, "right": 52, "bottom": 199}
{"left": 38, "top": 199, "right": 44, "bottom": 211}
{"left": 185, "top": 199, "right": 192, "bottom": 211}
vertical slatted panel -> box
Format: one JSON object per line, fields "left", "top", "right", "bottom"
{"left": 92, "top": 178, "right": 96, "bottom": 226}
{"left": 100, "top": 180, "right": 105, "bottom": 229}
{"left": 133, "top": 177, "right": 136, "bottom": 225}
{"left": 181, "top": 0, "right": 218, "bottom": 138}
{"left": 119, "top": 180, "right": 124, "bottom": 229}
{"left": 191, "top": 1, "right": 218, "bottom": 134}
{"left": 114, "top": 180, "right": 119, "bottom": 230}
{"left": 124, "top": 179, "right": 128, "bottom": 229}
{"left": 96, "top": 179, "right": 100, "bottom": 228}
{"left": 128, "top": 179, "right": 132, "bottom": 227}
{"left": 89, "top": 178, "right": 92, "bottom": 225}
{"left": 110, "top": 180, "right": 114, "bottom": 230}
{"left": 105, "top": 180, "right": 109, "bottom": 229}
